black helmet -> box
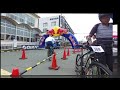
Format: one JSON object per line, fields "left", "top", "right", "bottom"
{"left": 98, "top": 14, "right": 110, "bottom": 20}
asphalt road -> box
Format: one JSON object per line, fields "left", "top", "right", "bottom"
{"left": 1, "top": 48, "right": 78, "bottom": 77}
{"left": 1, "top": 47, "right": 119, "bottom": 78}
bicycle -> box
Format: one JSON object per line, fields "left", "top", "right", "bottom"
{"left": 47, "top": 45, "right": 54, "bottom": 61}
{"left": 75, "top": 44, "right": 113, "bottom": 78}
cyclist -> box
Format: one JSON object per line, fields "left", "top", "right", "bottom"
{"left": 45, "top": 34, "right": 56, "bottom": 60}
{"left": 88, "top": 13, "right": 113, "bottom": 72}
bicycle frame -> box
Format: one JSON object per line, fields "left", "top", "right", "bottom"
{"left": 77, "top": 47, "right": 103, "bottom": 75}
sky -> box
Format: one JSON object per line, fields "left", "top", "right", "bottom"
{"left": 37, "top": 13, "right": 115, "bottom": 41}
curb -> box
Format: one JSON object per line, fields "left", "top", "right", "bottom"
{"left": 1, "top": 49, "right": 21, "bottom": 52}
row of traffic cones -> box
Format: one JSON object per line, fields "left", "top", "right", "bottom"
{"left": 11, "top": 48, "right": 71, "bottom": 77}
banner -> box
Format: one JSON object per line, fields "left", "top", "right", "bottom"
{"left": 22, "top": 45, "right": 40, "bottom": 50}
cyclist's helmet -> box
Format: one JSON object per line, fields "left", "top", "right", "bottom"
{"left": 98, "top": 14, "right": 110, "bottom": 20}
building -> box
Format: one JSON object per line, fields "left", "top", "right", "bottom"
{"left": 1, "top": 13, "right": 42, "bottom": 49}
{"left": 39, "top": 15, "right": 74, "bottom": 43}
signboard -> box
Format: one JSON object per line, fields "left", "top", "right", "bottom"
{"left": 50, "top": 17, "right": 59, "bottom": 20}
{"left": 91, "top": 46, "right": 104, "bottom": 53}
{"left": 22, "top": 45, "right": 39, "bottom": 50}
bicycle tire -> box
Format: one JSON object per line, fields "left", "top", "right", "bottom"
{"left": 47, "top": 47, "right": 54, "bottom": 61}
{"left": 75, "top": 54, "right": 85, "bottom": 75}
{"left": 87, "top": 61, "right": 112, "bottom": 77}
{"left": 76, "top": 54, "right": 82, "bottom": 66}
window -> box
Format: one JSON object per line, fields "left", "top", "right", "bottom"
{"left": 35, "top": 38, "right": 37, "bottom": 42}
{"left": 11, "top": 28, "right": 16, "bottom": 35}
{"left": 26, "top": 15, "right": 35, "bottom": 26}
{"left": 6, "top": 27, "right": 11, "bottom": 34}
{"left": 24, "top": 31, "right": 27, "bottom": 37}
{"left": 1, "top": 34, "right": 4, "bottom": 40}
{"left": 27, "top": 38, "right": 29, "bottom": 42}
{"left": 1, "top": 26, "right": 5, "bottom": 33}
{"left": 31, "top": 38, "right": 34, "bottom": 42}
{"left": 20, "top": 37, "right": 23, "bottom": 41}
{"left": 51, "top": 21, "right": 56, "bottom": 26}
{"left": 43, "top": 28, "right": 48, "bottom": 32}
{"left": 1, "top": 22, "right": 5, "bottom": 26}
{"left": 27, "top": 32, "right": 30, "bottom": 37}
{"left": 31, "top": 38, "right": 36, "bottom": 42}
{"left": 11, "top": 24, "right": 16, "bottom": 28}
{"left": 6, "top": 34, "right": 10, "bottom": 40}
{"left": 1, "top": 18, "right": 6, "bottom": 23}
{"left": 43, "top": 23, "right": 48, "bottom": 27}
{"left": 1, "top": 19, "right": 6, "bottom": 26}
{"left": 17, "top": 36, "right": 24, "bottom": 41}
{"left": 31, "top": 32, "right": 35, "bottom": 38}
{"left": 31, "top": 18, "right": 35, "bottom": 26}
{"left": 33, "top": 38, "right": 36, "bottom": 42}
{"left": 17, "top": 36, "right": 19, "bottom": 41}
{"left": 20, "top": 31, "right": 23, "bottom": 36}
{"left": 24, "top": 37, "right": 27, "bottom": 42}
{"left": 20, "top": 18, "right": 24, "bottom": 23}
{"left": 19, "top": 36, "right": 23, "bottom": 41}
{"left": 17, "top": 30, "right": 21, "bottom": 35}
{"left": 11, "top": 35, "right": 15, "bottom": 40}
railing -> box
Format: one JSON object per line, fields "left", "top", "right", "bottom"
{"left": 1, "top": 41, "right": 39, "bottom": 50}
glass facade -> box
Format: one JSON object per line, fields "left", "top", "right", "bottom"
{"left": 6, "top": 13, "right": 35, "bottom": 27}
{"left": 1, "top": 18, "right": 39, "bottom": 42}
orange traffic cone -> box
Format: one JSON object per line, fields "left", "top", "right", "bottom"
{"left": 19, "top": 49, "right": 27, "bottom": 60}
{"left": 67, "top": 48, "right": 70, "bottom": 56}
{"left": 11, "top": 68, "right": 20, "bottom": 78}
{"left": 49, "top": 52, "right": 60, "bottom": 70}
{"left": 61, "top": 48, "right": 67, "bottom": 60}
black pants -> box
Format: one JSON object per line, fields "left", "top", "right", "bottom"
{"left": 96, "top": 44, "right": 113, "bottom": 72}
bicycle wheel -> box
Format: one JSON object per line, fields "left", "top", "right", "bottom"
{"left": 48, "top": 47, "right": 54, "bottom": 61}
{"left": 47, "top": 49, "right": 50, "bottom": 61}
{"left": 86, "top": 61, "right": 112, "bottom": 78}
{"left": 75, "top": 54, "right": 85, "bottom": 76}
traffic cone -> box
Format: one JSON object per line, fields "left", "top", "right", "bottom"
{"left": 49, "top": 52, "right": 60, "bottom": 70}
{"left": 19, "top": 49, "right": 27, "bottom": 60}
{"left": 11, "top": 68, "right": 20, "bottom": 78}
{"left": 61, "top": 48, "right": 67, "bottom": 60}
{"left": 67, "top": 48, "right": 70, "bottom": 56}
